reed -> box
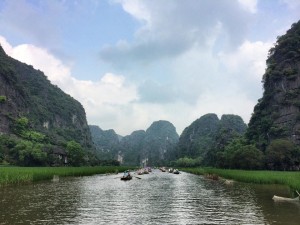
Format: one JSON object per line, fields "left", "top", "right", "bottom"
{"left": 0, "top": 166, "right": 134, "bottom": 186}
{"left": 182, "top": 167, "right": 300, "bottom": 190}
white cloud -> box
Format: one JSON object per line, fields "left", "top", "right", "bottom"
{"left": 237, "top": 0, "right": 257, "bottom": 13}
{"left": 280, "top": 0, "right": 300, "bottom": 9}
{"left": 102, "top": 0, "right": 253, "bottom": 67}
{"left": 1, "top": 0, "right": 286, "bottom": 136}
{"left": 0, "top": 36, "right": 140, "bottom": 135}
{"left": 218, "top": 40, "right": 272, "bottom": 82}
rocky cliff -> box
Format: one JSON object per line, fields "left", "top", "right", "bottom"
{"left": 177, "top": 113, "right": 247, "bottom": 165}
{"left": 141, "top": 120, "right": 179, "bottom": 166}
{"left": 0, "top": 45, "right": 93, "bottom": 149}
{"left": 92, "top": 120, "right": 179, "bottom": 166}
{"left": 246, "top": 20, "right": 300, "bottom": 150}
{"left": 89, "top": 125, "right": 121, "bottom": 160}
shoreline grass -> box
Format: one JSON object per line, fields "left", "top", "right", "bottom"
{"left": 0, "top": 166, "right": 134, "bottom": 187}
{"left": 181, "top": 167, "right": 300, "bottom": 191}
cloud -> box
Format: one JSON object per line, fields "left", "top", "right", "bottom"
{"left": 0, "top": 0, "right": 63, "bottom": 48}
{"left": 280, "top": 0, "right": 300, "bottom": 10}
{"left": 101, "top": 0, "right": 254, "bottom": 68}
{"left": 1, "top": 0, "right": 290, "bottom": 136}
{"left": 218, "top": 40, "right": 272, "bottom": 98}
{"left": 0, "top": 36, "right": 139, "bottom": 135}
{"left": 237, "top": 0, "right": 257, "bottom": 13}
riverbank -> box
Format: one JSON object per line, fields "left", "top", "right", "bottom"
{"left": 0, "top": 166, "right": 134, "bottom": 186}
{"left": 182, "top": 167, "right": 300, "bottom": 191}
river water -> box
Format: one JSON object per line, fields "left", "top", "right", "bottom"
{"left": 0, "top": 170, "right": 299, "bottom": 225}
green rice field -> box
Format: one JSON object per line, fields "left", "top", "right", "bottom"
{"left": 0, "top": 166, "right": 134, "bottom": 186}
{"left": 182, "top": 167, "right": 300, "bottom": 191}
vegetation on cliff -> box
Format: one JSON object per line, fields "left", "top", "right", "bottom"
{"left": 245, "top": 20, "right": 300, "bottom": 170}
{"left": 0, "top": 45, "right": 98, "bottom": 166}
{"left": 90, "top": 121, "right": 179, "bottom": 167}
{"left": 175, "top": 114, "right": 247, "bottom": 168}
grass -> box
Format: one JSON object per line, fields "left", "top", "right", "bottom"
{"left": 182, "top": 167, "right": 300, "bottom": 191}
{"left": 0, "top": 166, "right": 134, "bottom": 186}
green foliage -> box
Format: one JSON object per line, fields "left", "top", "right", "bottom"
{"left": 172, "top": 156, "right": 202, "bottom": 167}
{"left": 182, "top": 168, "right": 300, "bottom": 191}
{"left": 1, "top": 45, "right": 94, "bottom": 152}
{"left": 14, "top": 117, "right": 29, "bottom": 133}
{"left": 265, "top": 139, "right": 300, "bottom": 170}
{"left": 247, "top": 20, "right": 300, "bottom": 152}
{"left": 13, "top": 140, "right": 47, "bottom": 166}
{"left": 66, "top": 141, "right": 85, "bottom": 166}
{"left": 0, "top": 95, "right": 6, "bottom": 103}
{"left": 218, "top": 138, "right": 263, "bottom": 170}
{"left": 0, "top": 135, "right": 18, "bottom": 165}
{"left": 0, "top": 166, "right": 134, "bottom": 186}
{"left": 21, "top": 131, "right": 46, "bottom": 142}
{"left": 177, "top": 114, "right": 247, "bottom": 167}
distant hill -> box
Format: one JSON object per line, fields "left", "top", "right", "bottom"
{"left": 89, "top": 125, "right": 121, "bottom": 160}
{"left": 246, "top": 20, "right": 300, "bottom": 150}
{"left": 177, "top": 113, "right": 247, "bottom": 166}
{"left": 0, "top": 45, "right": 95, "bottom": 166}
{"left": 119, "top": 130, "right": 146, "bottom": 166}
{"left": 141, "top": 120, "right": 179, "bottom": 166}
{"left": 90, "top": 120, "right": 179, "bottom": 166}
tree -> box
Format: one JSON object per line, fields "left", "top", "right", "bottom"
{"left": 13, "top": 140, "right": 47, "bottom": 166}
{"left": 220, "top": 137, "right": 263, "bottom": 169}
{"left": 232, "top": 145, "right": 263, "bottom": 170}
{"left": 265, "top": 139, "right": 300, "bottom": 170}
{"left": 172, "top": 156, "right": 202, "bottom": 167}
{"left": 66, "top": 141, "right": 85, "bottom": 166}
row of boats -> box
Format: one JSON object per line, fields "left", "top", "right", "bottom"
{"left": 120, "top": 167, "right": 180, "bottom": 180}
{"left": 159, "top": 167, "right": 180, "bottom": 174}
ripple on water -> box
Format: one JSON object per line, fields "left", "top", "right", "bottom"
{"left": 1, "top": 171, "right": 298, "bottom": 224}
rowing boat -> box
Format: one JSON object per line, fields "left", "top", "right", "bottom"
{"left": 272, "top": 195, "right": 299, "bottom": 202}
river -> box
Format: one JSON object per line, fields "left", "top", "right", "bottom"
{"left": 0, "top": 170, "right": 299, "bottom": 224}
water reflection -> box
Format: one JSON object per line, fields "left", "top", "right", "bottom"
{"left": 0, "top": 171, "right": 300, "bottom": 224}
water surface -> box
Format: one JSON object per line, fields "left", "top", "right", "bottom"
{"left": 1, "top": 170, "right": 299, "bottom": 224}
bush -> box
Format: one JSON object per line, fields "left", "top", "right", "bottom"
{"left": 0, "top": 95, "right": 6, "bottom": 103}
{"left": 172, "top": 156, "right": 202, "bottom": 167}
{"left": 265, "top": 139, "right": 300, "bottom": 170}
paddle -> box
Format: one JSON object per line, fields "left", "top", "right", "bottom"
{"left": 296, "top": 190, "right": 300, "bottom": 197}
{"left": 134, "top": 176, "right": 142, "bottom": 179}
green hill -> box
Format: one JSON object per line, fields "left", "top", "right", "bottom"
{"left": 177, "top": 113, "right": 247, "bottom": 166}
{"left": 246, "top": 20, "right": 300, "bottom": 150}
{"left": 0, "top": 45, "right": 95, "bottom": 166}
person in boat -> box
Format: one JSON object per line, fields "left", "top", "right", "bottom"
{"left": 123, "top": 170, "right": 130, "bottom": 178}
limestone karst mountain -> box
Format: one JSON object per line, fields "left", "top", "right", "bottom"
{"left": 246, "top": 20, "right": 300, "bottom": 150}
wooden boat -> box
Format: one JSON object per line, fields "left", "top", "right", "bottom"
{"left": 121, "top": 175, "right": 132, "bottom": 181}
{"left": 160, "top": 167, "right": 166, "bottom": 172}
{"left": 173, "top": 169, "right": 180, "bottom": 174}
{"left": 272, "top": 195, "right": 299, "bottom": 202}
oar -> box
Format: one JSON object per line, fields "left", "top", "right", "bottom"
{"left": 134, "top": 176, "right": 142, "bottom": 179}
{"left": 296, "top": 190, "right": 300, "bottom": 197}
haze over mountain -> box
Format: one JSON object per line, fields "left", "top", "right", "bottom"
{"left": 90, "top": 120, "right": 179, "bottom": 166}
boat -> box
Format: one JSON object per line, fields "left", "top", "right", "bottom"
{"left": 121, "top": 170, "right": 132, "bottom": 181}
{"left": 173, "top": 169, "right": 180, "bottom": 174}
{"left": 272, "top": 195, "right": 299, "bottom": 202}
{"left": 121, "top": 175, "right": 132, "bottom": 181}
{"left": 160, "top": 167, "right": 166, "bottom": 172}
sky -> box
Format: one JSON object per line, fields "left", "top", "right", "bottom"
{"left": 0, "top": 0, "right": 300, "bottom": 136}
